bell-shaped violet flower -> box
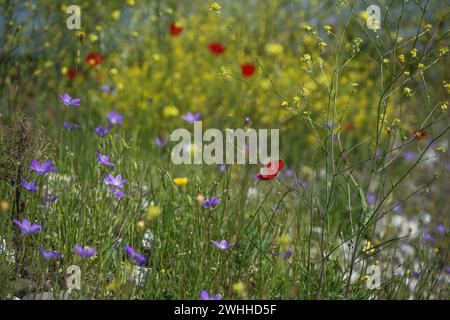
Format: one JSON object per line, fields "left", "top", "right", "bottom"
{"left": 210, "top": 240, "right": 236, "bottom": 250}
{"left": 30, "top": 160, "right": 58, "bottom": 175}
{"left": 124, "top": 246, "right": 147, "bottom": 266}
{"left": 14, "top": 219, "right": 41, "bottom": 235}
{"left": 436, "top": 224, "right": 447, "bottom": 234}
{"left": 64, "top": 122, "right": 81, "bottom": 131}
{"left": 200, "top": 290, "right": 222, "bottom": 300}
{"left": 103, "top": 174, "right": 127, "bottom": 189}
{"left": 94, "top": 125, "right": 111, "bottom": 137}
{"left": 202, "top": 196, "right": 220, "bottom": 208}
{"left": 112, "top": 188, "right": 125, "bottom": 200}
{"left": 155, "top": 136, "right": 168, "bottom": 147}
{"left": 97, "top": 151, "right": 114, "bottom": 167}
{"left": 59, "top": 93, "right": 80, "bottom": 107}
{"left": 74, "top": 245, "right": 97, "bottom": 258}
{"left": 39, "top": 248, "right": 62, "bottom": 259}
{"left": 106, "top": 111, "right": 124, "bottom": 126}
{"left": 181, "top": 112, "right": 201, "bottom": 123}
{"left": 22, "top": 179, "right": 39, "bottom": 192}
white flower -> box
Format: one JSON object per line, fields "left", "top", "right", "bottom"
{"left": 247, "top": 187, "right": 258, "bottom": 199}
{"left": 142, "top": 229, "right": 155, "bottom": 249}
{"left": 131, "top": 266, "right": 149, "bottom": 286}
{"left": 0, "top": 238, "right": 16, "bottom": 263}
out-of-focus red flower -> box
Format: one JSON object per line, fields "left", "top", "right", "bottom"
{"left": 241, "top": 63, "right": 256, "bottom": 77}
{"left": 170, "top": 23, "right": 183, "bottom": 36}
{"left": 257, "top": 160, "right": 284, "bottom": 180}
{"left": 86, "top": 52, "right": 103, "bottom": 67}
{"left": 208, "top": 42, "right": 225, "bottom": 55}
{"left": 343, "top": 122, "right": 354, "bottom": 132}
{"left": 65, "top": 68, "right": 77, "bottom": 79}
{"left": 413, "top": 128, "right": 427, "bottom": 140}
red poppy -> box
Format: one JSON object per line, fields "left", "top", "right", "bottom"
{"left": 86, "top": 52, "right": 103, "bottom": 67}
{"left": 65, "top": 68, "right": 77, "bottom": 79}
{"left": 257, "top": 160, "right": 284, "bottom": 180}
{"left": 413, "top": 128, "right": 427, "bottom": 140}
{"left": 241, "top": 63, "right": 256, "bottom": 77}
{"left": 208, "top": 42, "right": 225, "bottom": 55}
{"left": 169, "top": 23, "right": 183, "bottom": 36}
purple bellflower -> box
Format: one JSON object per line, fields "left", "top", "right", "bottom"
{"left": 30, "top": 160, "right": 58, "bottom": 175}
{"left": 59, "top": 93, "right": 80, "bottom": 107}
{"left": 14, "top": 219, "right": 41, "bottom": 235}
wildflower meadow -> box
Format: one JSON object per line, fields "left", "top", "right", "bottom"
{"left": 0, "top": 0, "right": 449, "bottom": 303}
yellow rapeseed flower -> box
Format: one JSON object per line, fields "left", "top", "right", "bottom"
{"left": 209, "top": 2, "right": 221, "bottom": 12}
{"left": 362, "top": 240, "right": 375, "bottom": 254}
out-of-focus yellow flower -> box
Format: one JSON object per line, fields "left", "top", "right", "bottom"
{"left": 265, "top": 43, "right": 284, "bottom": 56}
{"left": 146, "top": 204, "right": 161, "bottom": 220}
{"left": 112, "top": 10, "right": 121, "bottom": 20}
{"left": 360, "top": 275, "right": 369, "bottom": 282}
{"left": 436, "top": 146, "right": 446, "bottom": 153}
{"left": 127, "top": 0, "right": 136, "bottom": 5}
{"left": 110, "top": 68, "right": 118, "bottom": 75}
{"left": 232, "top": 281, "right": 246, "bottom": 294}
{"left": 363, "top": 240, "right": 375, "bottom": 254}
{"left": 410, "top": 48, "right": 418, "bottom": 58}
{"left": 281, "top": 101, "right": 288, "bottom": 107}
{"left": 417, "top": 63, "right": 425, "bottom": 72}
{"left": 402, "top": 87, "right": 413, "bottom": 97}
{"left": 440, "top": 102, "right": 448, "bottom": 111}
{"left": 195, "top": 194, "right": 205, "bottom": 204}
{"left": 382, "top": 58, "right": 389, "bottom": 64}
{"left": 439, "top": 47, "right": 449, "bottom": 57}
{"left": 209, "top": 2, "right": 221, "bottom": 12}
{"left": 324, "top": 25, "right": 332, "bottom": 32}
{"left": 398, "top": 54, "right": 405, "bottom": 62}
{"left": 163, "top": 105, "right": 179, "bottom": 117}
{"left": 61, "top": 66, "right": 68, "bottom": 75}
{"left": 173, "top": 177, "right": 189, "bottom": 186}
{"left": 0, "top": 200, "right": 8, "bottom": 211}
{"left": 275, "top": 234, "right": 291, "bottom": 247}
{"left": 137, "top": 220, "right": 145, "bottom": 229}
{"left": 219, "top": 66, "right": 231, "bottom": 76}
{"left": 424, "top": 23, "right": 432, "bottom": 31}
{"left": 106, "top": 279, "right": 118, "bottom": 292}
{"left": 359, "top": 11, "right": 369, "bottom": 21}
{"left": 89, "top": 34, "right": 98, "bottom": 42}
